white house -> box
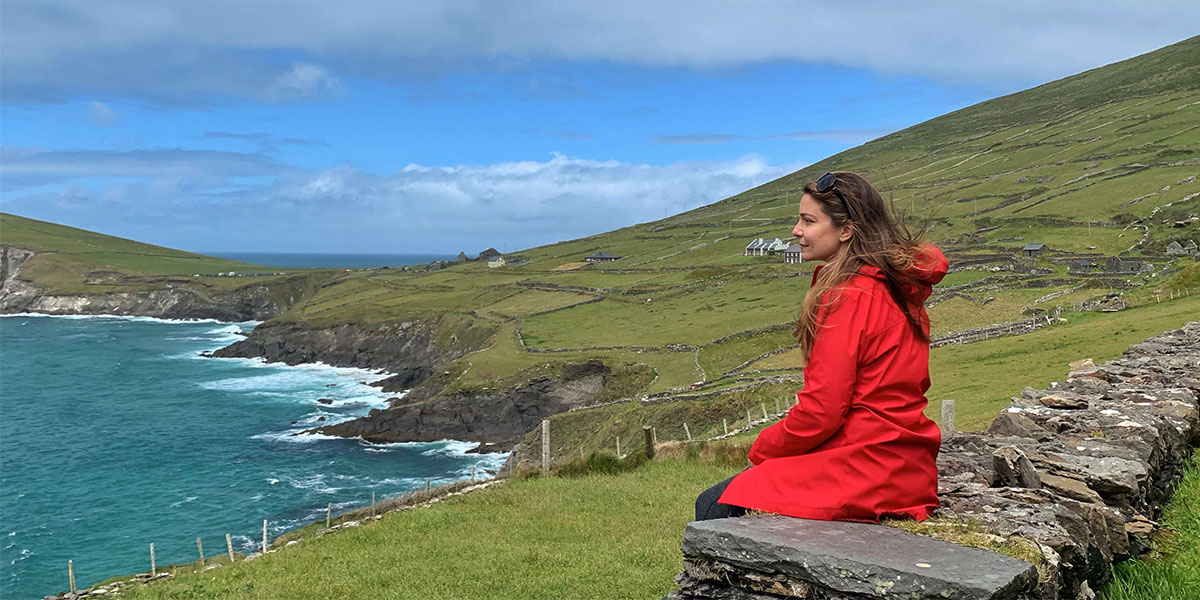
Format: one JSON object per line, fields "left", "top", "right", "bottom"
{"left": 745, "top": 238, "right": 788, "bottom": 256}
{"left": 784, "top": 245, "right": 803, "bottom": 264}
{"left": 488, "top": 256, "right": 507, "bottom": 268}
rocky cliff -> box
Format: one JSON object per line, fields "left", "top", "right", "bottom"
{"left": 210, "top": 316, "right": 614, "bottom": 451}
{"left": 0, "top": 245, "right": 308, "bottom": 321}
{"left": 212, "top": 318, "right": 491, "bottom": 391}
{"left": 312, "top": 360, "right": 613, "bottom": 448}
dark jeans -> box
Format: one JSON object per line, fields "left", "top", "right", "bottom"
{"left": 694, "top": 474, "right": 748, "bottom": 521}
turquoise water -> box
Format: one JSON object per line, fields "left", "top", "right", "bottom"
{"left": 0, "top": 315, "right": 506, "bottom": 598}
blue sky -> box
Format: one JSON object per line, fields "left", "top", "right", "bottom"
{"left": 1, "top": 2, "right": 1196, "bottom": 255}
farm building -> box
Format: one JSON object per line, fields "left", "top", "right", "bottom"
{"left": 585, "top": 252, "right": 620, "bottom": 263}
{"left": 1105, "top": 257, "right": 1149, "bottom": 274}
{"left": 784, "top": 245, "right": 803, "bottom": 264}
{"left": 1068, "top": 259, "right": 1098, "bottom": 272}
{"left": 1022, "top": 243, "right": 1045, "bottom": 257}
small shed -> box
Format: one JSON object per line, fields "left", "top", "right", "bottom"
{"left": 488, "top": 256, "right": 506, "bottom": 268}
{"left": 456, "top": 252, "right": 469, "bottom": 262}
{"left": 784, "top": 245, "right": 803, "bottom": 264}
{"left": 585, "top": 252, "right": 620, "bottom": 263}
{"left": 1068, "top": 259, "right": 1097, "bottom": 272}
{"left": 1104, "top": 257, "right": 1145, "bottom": 274}
{"left": 1022, "top": 243, "right": 1045, "bottom": 258}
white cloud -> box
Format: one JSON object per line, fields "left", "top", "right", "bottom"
{"left": 269, "top": 62, "right": 344, "bottom": 102}
{"left": 86, "top": 101, "right": 117, "bottom": 126}
{"left": 0, "top": 147, "right": 800, "bottom": 252}
{"left": 2, "top": 1, "right": 1196, "bottom": 103}
{"left": 0, "top": 146, "right": 286, "bottom": 190}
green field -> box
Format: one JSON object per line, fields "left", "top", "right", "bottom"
{"left": 111, "top": 459, "right": 744, "bottom": 600}
{"left": 0, "top": 213, "right": 316, "bottom": 295}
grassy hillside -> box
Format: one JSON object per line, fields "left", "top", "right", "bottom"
{"left": 0, "top": 213, "right": 299, "bottom": 294}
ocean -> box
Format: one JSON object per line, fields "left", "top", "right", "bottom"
{"left": 0, "top": 315, "right": 506, "bottom": 598}
{"left": 204, "top": 252, "right": 457, "bottom": 269}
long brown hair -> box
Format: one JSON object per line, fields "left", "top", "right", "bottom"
{"left": 794, "top": 171, "right": 928, "bottom": 360}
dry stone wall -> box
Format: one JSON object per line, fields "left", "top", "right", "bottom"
{"left": 668, "top": 322, "right": 1199, "bottom": 600}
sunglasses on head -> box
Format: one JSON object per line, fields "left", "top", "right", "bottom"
{"left": 817, "top": 171, "right": 852, "bottom": 216}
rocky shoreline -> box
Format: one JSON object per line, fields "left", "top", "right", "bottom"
{"left": 4, "top": 246, "right": 618, "bottom": 454}
{"left": 309, "top": 360, "right": 614, "bottom": 448}
{"left": 0, "top": 246, "right": 307, "bottom": 322}
{"left": 212, "top": 320, "right": 460, "bottom": 392}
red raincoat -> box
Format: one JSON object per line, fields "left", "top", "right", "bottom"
{"left": 719, "top": 245, "right": 949, "bottom": 523}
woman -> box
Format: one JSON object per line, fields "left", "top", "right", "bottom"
{"left": 695, "top": 171, "right": 948, "bottom": 523}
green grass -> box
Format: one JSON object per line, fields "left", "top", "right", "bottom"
{"left": 696, "top": 328, "right": 795, "bottom": 379}
{"left": 520, "top": 275, "right": 805, "bottom": 349}
{"left": 477, "top": 289, "right": 599, "bottom": 318}
{"left": 1104, "top": 455, "right": 1200, "bottom": 599}
{"left": 1, "top": 213, "right": 292, "bottom": 292}
{"left": 113, "top": 460, "right": 741, "bottom": 600}
{"left": 925, "top": 292, "right": 1200, "bottom": 430}
{"left": 0, "top": 213, "right": 338, "bottom": 303}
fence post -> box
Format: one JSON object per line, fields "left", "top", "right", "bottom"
{"left": 616, "top": 436, "right": 621, "bottom": 458}
{"left": 372, "top": 491, "right": 376, "bottom": 519}
{"left": 326, "top": 503, "right": 332, "bottom": 528}
{"left": 643, "top": 425, "right": 655, "bottom": 459}
{"left": 746, "top": 408, "right": 752, "bottom": 426}
{"left": 262, "top": 520, "right": 268, "bottom": 554}
{"left": 425, "top": 478, "right": 431, "bottom": 492}
{"left": 197, "top": 537, "right": 205, "bottom": 568}
{"left": 775, "top": 398, "right": 780, "bottom": 415}
{"left": 150, "top": 542, "right": 156, "bottom": 577}
{"left": 941, "top": 399, "right": 956, "bottom": 439}
{"left": 68, "top": 560, "right": 76, "bottom": 594}
{"left": 761, "top": 404, "right": 768, "bottom": 420}
{"left": 683, "top": 422, "right": 692, "bottom": 441}
{"left": 723, "top": 419, "right": 728, "bottom": 435}
{"left": 226, "top": 533, "right": 234, "bottom": 562}
{"left": 541, "top": 419, "right": 551, "bottom": 477}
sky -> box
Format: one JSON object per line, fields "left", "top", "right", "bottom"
{"left": 1, "top": 2, "right": 1197, "bottom": 255}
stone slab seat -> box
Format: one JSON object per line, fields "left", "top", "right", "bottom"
{"left": 679, "top": 515, "right": 1037, "bottom": 600}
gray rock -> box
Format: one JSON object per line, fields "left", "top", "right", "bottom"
{"left": 987, "top": 412, "right": 1051, "bottom": 440}
{"left": 1040, "top": 473, "right": 1103, "bottom": 505}
{"left": 994, "top": 446, "right": 1042, "bottom": 488}
{"left": 1039, "top": 394, "right": 1090, "bottom": 410}
{"left": 681, "top": 515, "right": 1037, "bottom": 600}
